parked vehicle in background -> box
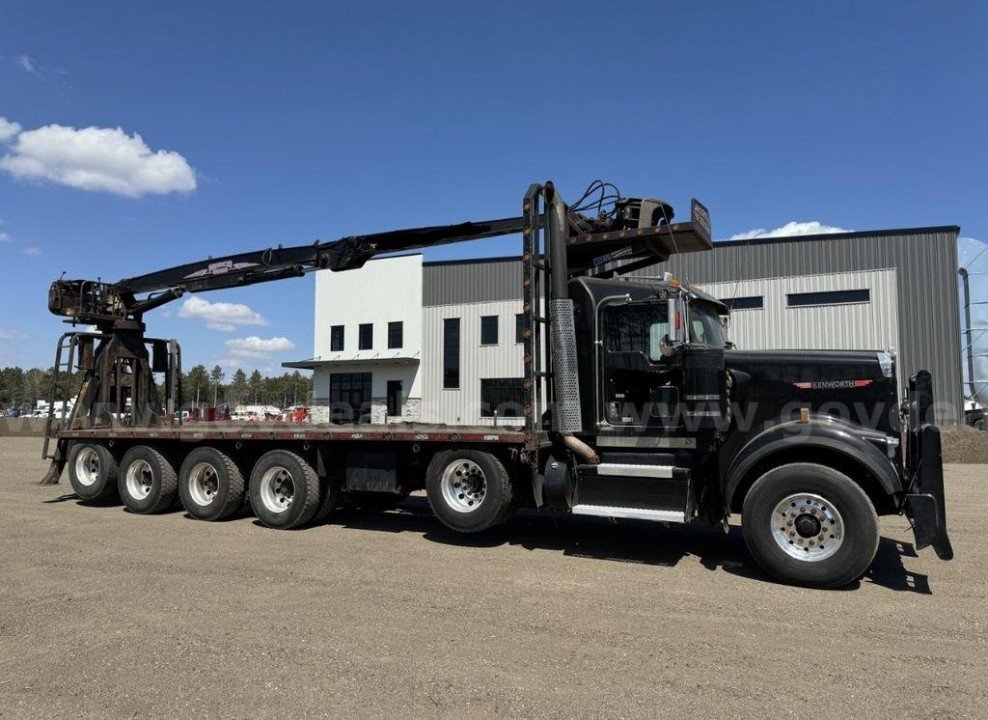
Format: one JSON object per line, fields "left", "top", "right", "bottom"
{"left": 964, "top": 399, "right": 986, "bottom": 431}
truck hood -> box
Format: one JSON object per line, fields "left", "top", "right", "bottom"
{"left": 724, "top": 348, "right": 899, "bottom": 435}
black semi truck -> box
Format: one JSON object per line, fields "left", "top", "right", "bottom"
{"left": 41, "top": 181, "right": 952, "bottom": 588}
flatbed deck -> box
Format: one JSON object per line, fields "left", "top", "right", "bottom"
{"left": 54, "top": 422, "right": 529, "bottom": 444}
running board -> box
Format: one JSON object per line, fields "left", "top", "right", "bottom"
{"left": 596, "top": 463, "right": 677, "bottom": 479}
{"left": 570, "top": 504, "right": 687, "bottom": 523}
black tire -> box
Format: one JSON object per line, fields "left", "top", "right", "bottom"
{"left": 179, "top": 447, "right": 246, "bottom": 521}
{"left": 426, "top": 449, "right": 514, "bottom": 533}
{"left": 118, "top": 445, "right": 179, "bottom": 514}
{"left": 249, "top": 450, "right": 321, "bottom": 529}
{"left": 312, "top": 471, "right": 343, "bottom": 524}
{"left": 741, "top": 463, "right": 879, "bottom": 588}
{"left": 66, "top": 442, "right": 119, "bottom": 502}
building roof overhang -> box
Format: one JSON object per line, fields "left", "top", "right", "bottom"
{"left": 282, "top": 355, "right": 420, "bottom": 370}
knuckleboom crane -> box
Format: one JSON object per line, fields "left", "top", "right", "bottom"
{"left": 42, "top": 181, "right": 712, "bottom": 483}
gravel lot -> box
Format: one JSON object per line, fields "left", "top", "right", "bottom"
{"left": 0, "top": 436, "right": 985, "bottom": 719}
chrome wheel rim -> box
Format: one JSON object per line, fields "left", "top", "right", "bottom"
{"left": 125, "top": 459, "right": 154, "bottom": 500}
{"left": 771, "top": 493, "right": 844, "bottom": 562}
{"left": 260, "top": 467, "right": 294, "bottom": 514}
{"left": 439, "top": 459, "right": 486, "bottom": 513}
{"left": 75, "top": 447, "right": 100, "bottom": 487}
{"left": 188, "top": 462, "right": 219, "bottom": 507}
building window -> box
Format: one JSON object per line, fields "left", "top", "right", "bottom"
{"left": 329, "top": 372, "right": 372, "bottom": 423}
{"left": 787, "top": 289, "right": 870, "bottom": 308}
{"left": 358, "top": 323, "right": 373, "bottom": 350}
{"left": 515, "top": 313, "right": 526, "bottom": 343}
{"left": 388, "top": 321, "right": 403, "bottom": 349}
{"left": 480, "top": 315, "right": 498, "bottom": 345}
{"left": 719, "top": 296, "right": 763, "bottom": 310}
{"left": 443, "top": 318, "right": 460, "bottom": 389}
{"left": 386, "top": 380, "right": 403, "bottom": 416}
{"left": 330, "top": 325, "right": 345, "bottom": 351}
{"left": 480, "top": 378, "right": 526, "bottom": 417}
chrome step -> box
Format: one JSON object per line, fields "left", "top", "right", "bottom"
{"left": 570, "top": 504, "right": 687, "bottom": 523}
{"left": 596, "top": 463, "right": 679, "bottom": 479}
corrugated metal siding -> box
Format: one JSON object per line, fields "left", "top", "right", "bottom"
{"left": 701, "top": 271, "right": 901, "bottom": 405}
{"left": 421, "top": 299, "right": 527, "bottom": 426}
{"left": 423, "top": 258, "right": 523, "bottom": 306}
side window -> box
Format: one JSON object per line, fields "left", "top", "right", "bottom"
{"left": 604, "top": 303, "right": 669, "bottom": 361}
{"left": 443, "top": 318, "right": 460, "bottom": 389}
{"left": 480, "top": 378, "right": 526, "bottom": 417}
{"left": 330, "top": 325, "right": 344, "bottom": 352}
{"left": 480, "top": 316, "right": 498, "bottom": 345}
{"left": 358, "top": 323, "right": 373, "bottom": 350}
{"left": 387, "top": 321, "right": 403, "bottom": 349}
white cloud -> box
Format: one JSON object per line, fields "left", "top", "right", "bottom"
{"left": 16, "top": 55, "right": 39, "bottom": 76}
{"left": 0, "top": 118, "right": 21, "bottom": 142}
{"left": 0, "top": 327, "right": 16, "bottom": 341}
{"left": 0, "top": 232, "right": 9, "bottom": 243}
{"left": 178, "top": 295, "right": 267, "bottom": 332}
{"left": 728, "top": 221, "right": 851, "bottom": 241}
{"left": 0, "top": 116, "right": 196, "bottom": 198}
{"left": 225, "top": 336, "right": 295, "bottom": 358}
{"left": 215, "top": 357, "right": 245, "bottom": 371}
{"left": 22, "top": 246, "right": 41, "bottom": 256}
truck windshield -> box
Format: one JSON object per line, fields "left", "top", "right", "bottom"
{"left": 689, "top": 302, "right": 728, "bottom": 348}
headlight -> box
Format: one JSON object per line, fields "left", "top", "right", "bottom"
{"left": 877, "top": 350, "right": 895, "bottom": 378}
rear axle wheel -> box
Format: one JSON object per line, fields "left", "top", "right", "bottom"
{"left": 67, "top": 442, "right": 118, "bottom": 502}
{"left": 179, "top": 447, "right": 246, "bottom": 521}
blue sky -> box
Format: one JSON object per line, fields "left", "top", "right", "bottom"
{"left": 1, "top": 1, "right": 986, "bottom": 374}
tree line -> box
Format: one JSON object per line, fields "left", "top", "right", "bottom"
{"left": 182, "top": 365, "right": 313, "bottom": 409}
{"left": 0, "top": 364, "right": 313, "bottom": 410}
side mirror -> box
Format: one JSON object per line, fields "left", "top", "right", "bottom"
{"left": 659, "top": 333, "right": 678, "bottom": 357}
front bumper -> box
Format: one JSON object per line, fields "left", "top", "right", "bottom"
{"left": 903, "top": 371, "right": 953, "bottom": 560}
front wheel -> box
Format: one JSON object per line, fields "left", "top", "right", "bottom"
{"left": 741, "top": 463, "right": 879, "bottom": 588}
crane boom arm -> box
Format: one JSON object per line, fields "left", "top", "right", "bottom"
{"left": 117, "top": 216, "right": 526, "bottom": 295}
{"left": 47, "top": 182, "right": 712, "bottom": 329}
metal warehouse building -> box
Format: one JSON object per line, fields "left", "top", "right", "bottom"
{"left": 286, "top": 225, "right": 963, "bottom": 425}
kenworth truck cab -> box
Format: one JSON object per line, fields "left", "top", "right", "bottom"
{"left": 559, "top": 274, "right": 952, "bottom": 586}
{"left": 41, "top": 180, "right": 952, "bottom": 588}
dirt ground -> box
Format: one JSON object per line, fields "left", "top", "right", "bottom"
{"left": 0, "top": 437, "right": 985, "bottom": 719}
{"left": 941, "top": 424, "right": 988, "bottom": 463}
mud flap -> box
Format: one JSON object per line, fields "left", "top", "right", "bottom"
{"left": 904, "top": 425, "right": 953, "bottom": 560}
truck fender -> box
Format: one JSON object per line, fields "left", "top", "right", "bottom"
{"left": 723, "top": 419, "right": 902, "bottom": 511}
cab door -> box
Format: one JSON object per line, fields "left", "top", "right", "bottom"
{"left": 598, "top": 299, "right": 683, "bottom": 431}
